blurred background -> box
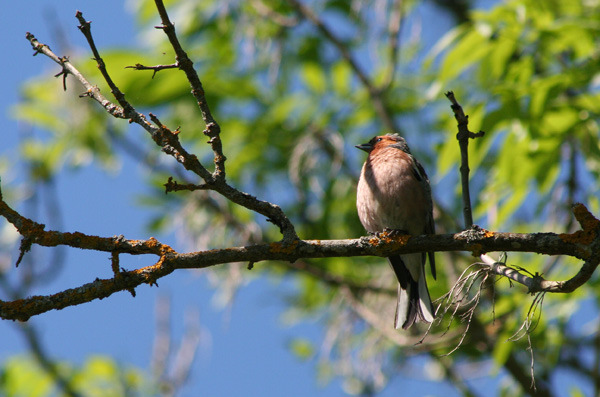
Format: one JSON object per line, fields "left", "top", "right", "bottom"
{"left": 1, "top": 0, "right": 599, "bottom": 396}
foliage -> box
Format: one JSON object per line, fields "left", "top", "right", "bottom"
{"left": 0, "top": 355, "right": 155, "bottom": 397}
{"left": 6, "top": 0, "right": 600, "bottom": 396}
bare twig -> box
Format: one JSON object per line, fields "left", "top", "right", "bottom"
{"left": 164, "top": 177, "right": 210, "bottom": 193}
{"left": 125, "top": 62, "right": 179, "bottom": 78}
{"left": 445, "top": 91, "right": 485, "bottom": 228}
{"left": 27, "top": 11, "right": 298, "bottom": 242}
{"left": 152, "top": 0, "right": 225, "bottom": 181}
{"left": 26, "top": 32, "right": 126, "bottom": 118}
{"left": 436, "top": 263, "right": 492, "bottom": 355}
{"left": 508, "top": 291, "right": 547, "bottom": 392}
{"left": 503, "top": 347, "right": 553, "bottom": 397}
{"left": 75, "top": 11, "right": 141, "bottom": 120}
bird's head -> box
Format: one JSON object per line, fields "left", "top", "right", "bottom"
{"left": 355, "top": 134, "right": 411, "bottom": 154}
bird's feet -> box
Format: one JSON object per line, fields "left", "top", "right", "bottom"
{"left": 377, "top": 228, "right": 410, "bottom": 238}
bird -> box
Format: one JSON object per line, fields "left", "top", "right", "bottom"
{"left": 355, "top": 134, "right": 436, "bottom": 329}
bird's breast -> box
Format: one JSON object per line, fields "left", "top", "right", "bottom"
{"left": 356, "top": 151, "right": 428, "bottom": 234}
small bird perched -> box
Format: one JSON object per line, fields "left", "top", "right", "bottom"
{"left": 356, "top": 134, "right": 436, "bottom": 329}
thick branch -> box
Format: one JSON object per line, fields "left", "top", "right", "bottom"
{"left": 0, "top": 198, "right": 171, "bottom": 256}
{"left": 1, "top": 190, "right": 598, "bottom": 320}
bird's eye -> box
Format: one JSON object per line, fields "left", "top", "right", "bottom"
{"left": 376, "top": 137, "right": 383, "bottom": 143}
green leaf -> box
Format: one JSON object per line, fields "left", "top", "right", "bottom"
{"left": 289, "top": 338, "right": 315, "bottom": 360}
{"left": 301, "top": 62, "right": 327, "bottom": 94}
{"left": 569, "top": 387, "right": 586, "bottom": 397}
{"left": 539, "top": 108, "right": 579, "bottom": 134}
{"left": 529, "top": 76, "right": 569, "bottom": 119}
{"left": 491, "top": 331, "right": 514, "bottom": 372}
{"left": 331, "top": 61, "right": 351, "bottom": 96}
{"left": 438, "top": 28, "right": 491, "bottom": 83}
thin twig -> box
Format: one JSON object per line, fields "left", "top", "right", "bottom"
{"left": 28, "top": 10, "right": 298, "bottom": 241}
{"left": 152, "top": 0, "right": 226, "bottom": 181}
{"left": 164, "top": 177, "right": 210, "bottom": 193}
{"left": 75, "top": 12, "right": 137, "bottom": 118}
{"left": 125, "top": 62, "right": 179, "bottom": 78}
{"left": 445, "top": 91, "right": 485, "bottom": 228}
{"left": 508, "top": 291, "right": 546, "bottom": 392}
{"left": 438, "top": 265, "right": 492, "bottom": 356}
{"left": 26, "top": 32, "right": 126, "bottom": 118}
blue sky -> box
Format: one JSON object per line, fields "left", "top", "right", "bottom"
{"left": 1, "top": 1, "right": 592, "bottom": 397}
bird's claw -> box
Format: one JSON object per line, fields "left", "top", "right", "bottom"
{"left": 378, "top": 228, "right": 409, "bottom": 238}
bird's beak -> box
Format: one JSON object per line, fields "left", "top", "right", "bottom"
{"left": 355, "top": 143, "right": 372, "bottom": 152}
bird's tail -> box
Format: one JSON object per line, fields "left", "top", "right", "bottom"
{"left": 389, "top": 255, "right": 434, "bottom": 330}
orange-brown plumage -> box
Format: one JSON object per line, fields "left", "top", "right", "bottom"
{"left": 356, "top": 134, "right": 436, "bottom": 329}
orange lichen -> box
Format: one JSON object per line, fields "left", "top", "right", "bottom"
{"left": 269, "top": 240, "right": 299, "bottom": 254}
{"left": 483, "top": 230, "right": 495, "bottom": 238}
{"left": 377, "top": 230, "right": 410, "bottom": 245}
{"left": 366, "top": 232, "right": 412, "bottom": 255}
{"left": 368, "top": 237, "right": 380, "bottom": 245}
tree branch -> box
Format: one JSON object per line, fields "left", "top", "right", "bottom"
{"left": 1, "top": 184, "right": 598, "bottom": 321}
{"left": 26, "top": 10, "right": 298, "bottom": 242}
{"left": 152, "top": 0, "right": 225, "bottom": 181}
{"left": 125, "top": 62, "right": 179, "bottom": 78}
{"left": 25, "top": 32, "right": 126, "bottom": 119}
{"left": 445, "top": 91, "right": 484, "bottom": 228}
